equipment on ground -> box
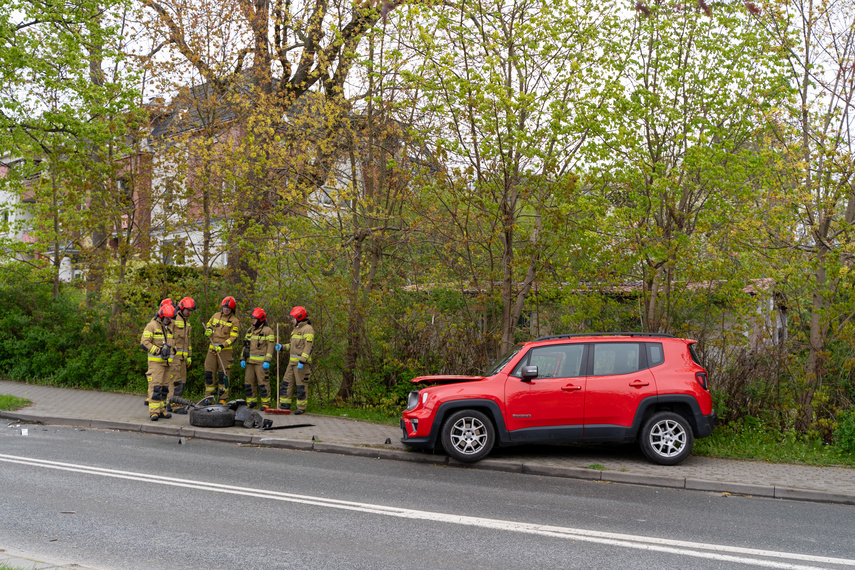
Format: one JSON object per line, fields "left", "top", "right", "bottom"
{"left": 169, "top": 396, "right": 312, "bottom": 430}
{"left": 259, "top": 419, "right": 314, "bottom": 431}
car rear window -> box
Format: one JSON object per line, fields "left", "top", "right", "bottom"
{"left": 592, "top": 342, "right": 641, "bottom": 376}
{"left": 688, "top": 343, "right": 702, "bottom": 365}
{"left": 646, "top": 342, "right": 665, "bottom": 367}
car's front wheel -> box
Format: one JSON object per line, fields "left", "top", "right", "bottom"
{"left": 440, "top": 409, "right": 495, "bottom": 463}
{"left": 639, "top": 411, "right": 694, "bottom": 465}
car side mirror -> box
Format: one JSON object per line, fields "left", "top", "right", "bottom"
{"left": 520, "top": 365, "right": 538, "bottom": 382}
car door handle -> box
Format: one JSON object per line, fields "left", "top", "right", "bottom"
{"left": 629, "top": 380, "right": 649, "bottom": 388}
{"left": 561, "top": 384, "right": 582, "bottom": 392}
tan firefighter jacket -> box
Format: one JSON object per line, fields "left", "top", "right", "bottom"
{"left": 205, "top": 311, "right": 240, "bottom": 352}
{"left": 284, "top": 321, "right": 314, "bottom": 364}
{"left": 172, "top": 314, "right": 192, "bottom": 362}
{"left": 141, "top": 317, "right": 174, "bottom": 365}
{"left": 244, "top": 324, "right": 275, "bottom": 365}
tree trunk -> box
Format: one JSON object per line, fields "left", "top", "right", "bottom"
{"left": 338, "top": 229, "right": 366, "bottom": 400}
{"left": 799, "top": 251, "right": 827, "bottom": 431}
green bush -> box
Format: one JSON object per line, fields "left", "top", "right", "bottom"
{"left": 0, "top": 271, "right": 143, "bottom": 391}
{"left": 834, "top": 410, "right": 855, "bottom": 454}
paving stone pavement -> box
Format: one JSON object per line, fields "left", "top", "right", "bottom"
{"left": 2, "top": 379, "right": 854, "bottom": 509}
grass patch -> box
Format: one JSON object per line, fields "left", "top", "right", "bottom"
{"left": 0, "top": 394, "right": 30, "bottom": 411}
{"left": 693, "top": 419, "right": 855, "bottom": 468}
{"left": 586, "top": 463, "right": 606, "bottom": 470}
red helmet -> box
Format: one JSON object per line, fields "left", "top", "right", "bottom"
{"left": 251, "top": 307, "right": 266, "bottom": 323}
{"left": 221, "top": 296, "right": 236, "bottom": 311}
{"left": 289, "top": 306, "right": 307, "bottom": 322}
{"left": 160, "top": 298, "right": 174, "bottom": 307}
{"left": 178, "top": 297, "right": 196, "bottom": 311}
{"left": 158, "top": 304, "right": 176, "bottom": 319}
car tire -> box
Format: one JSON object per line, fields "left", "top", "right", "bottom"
{"left": 440, "top": 409, "right": 495, "bottom": 463}
{"left": 639, "top": 411, "right": 694, "bottom": 465}
{"left": 189, "top": 405, "right": 236, "bottom": 428}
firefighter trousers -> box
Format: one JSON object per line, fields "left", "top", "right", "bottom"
{"left": 146, "top": 362, "right": 171, "bottom": 415}
{"left": 279, "top": 361, "right": 307, "bottom": 412}
{"left": 243, "top": 363, "right": 271, "bottom": 407}
{"left": 204, "top": 348, "right": 233, "bottom": 399}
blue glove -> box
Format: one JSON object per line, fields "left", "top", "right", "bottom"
{"left": 240, "top": 360, "right": 246, "bottom": 369}
{"left": 275, "top": 344, "right": 282, "bottom": 352}
{"left": 262, "top": 362, "right": 270, "bottom": 370}
{"left": 297, "top": 362, "right": 304, "bottom": 370}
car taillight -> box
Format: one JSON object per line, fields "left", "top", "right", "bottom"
{"left": 695, "top": 372, "right": 708, "bottom": 390}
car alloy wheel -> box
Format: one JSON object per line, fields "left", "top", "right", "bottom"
{"left": 440, "top": 409, "right": 495, "bottom": 463}
{"left": 639, "top": 411, "right": 694, "bottom": 465}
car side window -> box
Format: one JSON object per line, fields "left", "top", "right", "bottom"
{"left": 647, "top": 342, "right": 665, "bottom": 367}
{"left": 592, "top": 343, "right": 641, "bottom": 376}
{"left": 511, "top": 344, "right": 585, "bottom": 379}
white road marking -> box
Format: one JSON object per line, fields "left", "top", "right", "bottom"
{"left": 1, "top": 453, "right": 851, "bottom": 569}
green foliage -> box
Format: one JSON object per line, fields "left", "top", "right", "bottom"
{"left": 0, "top": 394, "right": 30, "bottom": 411}
{"left": 694, "top": 417, "right": 855, "bottom": 467}
{"left": 0, "top": 271, "right": 143, "bottom": 391}
{"left": 834, "top": 411, "right": 855, "bottom": 455}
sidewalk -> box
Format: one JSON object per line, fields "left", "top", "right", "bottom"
{"left": 2, "top": 379, "right": 855, "bottom": 508}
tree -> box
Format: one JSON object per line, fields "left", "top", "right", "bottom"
{"left": 401, "top": 0, "right": 622, "bottom": 354}
{"left": 750, "top": 0, "right": 855, "bottom": 430}
{"left": 0, "top": 0, "right": 142, "bottom": 299}
{"left": 588, "top": 0, "right": 789, "bottom": 333}
{"left": 133, "top": 0, "right": 409, "bottom": 286}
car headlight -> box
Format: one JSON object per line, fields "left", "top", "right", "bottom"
{"left": 406, "top": 390, "right": 420, "bottom": 411}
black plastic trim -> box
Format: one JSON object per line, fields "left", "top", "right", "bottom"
{"left": 401, "top": 399, "right": 509, "bottom": 450}
{"left": 401, "top": 394, "right": 717, "bottom": 450}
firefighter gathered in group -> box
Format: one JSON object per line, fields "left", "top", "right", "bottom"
{"left": 240, "top": 307, "right": 275, "bottom": 410}
{"left": 275, "top": 306, "right": 314, "bottom": 415}
{"left": 168, "top": 296, "right": 195, "bottom": 414}
{"left": 204, "top": 296, "right": 241, "bottom": 404}
{"left": 145, "top": 298, "right": 174, "bottom": 407}
{"left": 141, "top": 303, "right": 176, "bottom": 421}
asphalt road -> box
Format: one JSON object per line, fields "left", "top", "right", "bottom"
{"left": 2, "top": 424, "right": 854, "bottom": 569}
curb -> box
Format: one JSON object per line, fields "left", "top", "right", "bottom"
{"left": 3, "top": 411, "right": 854, "bottom": 506}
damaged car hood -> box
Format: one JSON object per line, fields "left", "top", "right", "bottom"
{"left": 411, "top": 374, "right": 485, "bottom": 385}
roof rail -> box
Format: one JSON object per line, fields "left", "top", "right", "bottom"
{"left": 532, "top": 332, "right": 676, "bottom": 342}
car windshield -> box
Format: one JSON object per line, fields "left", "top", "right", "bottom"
{"left": 484, "top": 345, "right": 523, "bottom": 376}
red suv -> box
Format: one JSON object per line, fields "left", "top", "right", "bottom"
{"left": 400, "top": 333, "right": 716, "bottom": 465}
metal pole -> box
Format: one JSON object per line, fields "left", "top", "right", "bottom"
{"left": 276, "top": 323, "right": 280, "bottom": 409}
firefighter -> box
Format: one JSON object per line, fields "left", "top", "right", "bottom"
{"left": 146, "top": 298, "right": 174, "bottom": 407}
{"left": 141, "top": 303, "right": 176, "bottom": 421}
{"left": 168, "top": 296, "right": 195, "bottom": 414}
{"left": 240, "top": 307, "right": 275, "bottom": 410}
{"left": 204, "top": 296, "right": 240, "bottom": 403}
{"left": 275, "top": 306, "right": 314, "bottom": 415}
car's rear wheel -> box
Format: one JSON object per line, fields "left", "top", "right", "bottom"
{"left": 639, "top": 411, "right": 694, "bottom": 465}
{"left": 441, "top": 409, "right": 495, "bottom": 463}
